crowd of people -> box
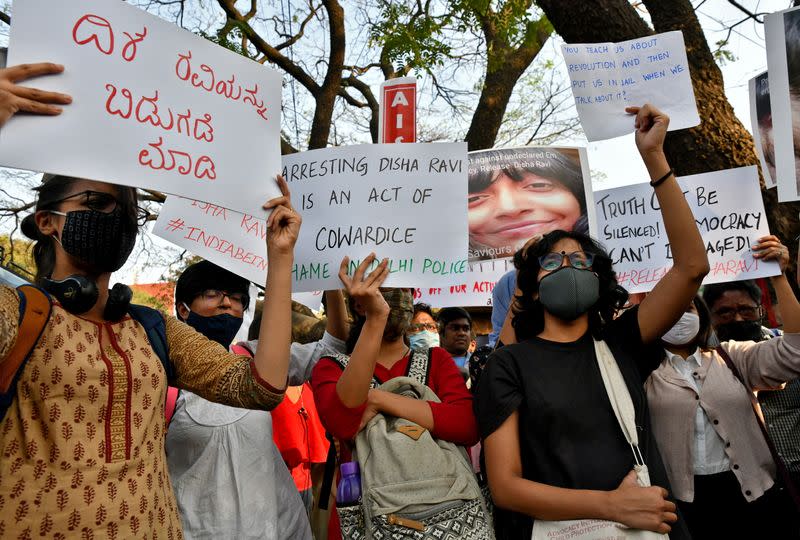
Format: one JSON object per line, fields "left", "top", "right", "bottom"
{"left": 1, "top": 60, "right": 799, "bottom": 540}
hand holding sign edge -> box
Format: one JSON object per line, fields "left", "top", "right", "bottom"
{"left": 264, "top": 174, "right": 301, "bottom": 258}
{"left": 0, "top": 62, "right": 72, "bottom": 127}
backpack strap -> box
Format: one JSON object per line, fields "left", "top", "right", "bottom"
{"left": 328, "top": 353, "right": 383, "bottom": 389}
{"left": 128, "top": 304, "right": 174, "bottom": 385}
{"left": 0, "top": 285, "right": 53, "bottom": 421}
{"left": 405, "top": 348, "right": 432, "bottom": 386}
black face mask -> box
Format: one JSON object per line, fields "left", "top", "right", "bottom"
{"left": 185, "top": 311, "right": 243, "bottom": 349}
{"left": 55, "top": 207, "right": 136, "bottom": 272}
{"left": 715, "top": 320, "right": 765, "bottom": 343}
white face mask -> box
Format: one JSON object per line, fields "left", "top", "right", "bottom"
{"left": 662, "top": 312, "right": 701, "bottom": 346}
{"left": 408, "top": 330, "right": 440, "bottom": 350}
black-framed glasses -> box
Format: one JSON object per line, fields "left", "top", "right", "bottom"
{"left": 538, "top": 251, "right": 594, "bottom": 271}
{"left": 712, "top": 305, "right": 762, "bottom": 322}
{"left": 409, "top": 322, "right": 438, "bottom": 333}
{"left": 195, "top": 289, "right": 249, "bottom": 310}
{"left": 49, "top": 190, "right": 150, "bottom": 225}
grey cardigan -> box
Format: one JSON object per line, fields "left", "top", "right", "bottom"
{"left": 644, "top": 334, "right": 800, "bottom": 503}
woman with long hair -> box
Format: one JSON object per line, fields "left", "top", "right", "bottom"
{"left": 475, "top": 104, "right": 708, "bottom": 540}
{"left": 0, "top": 63, "right": 300, "bottom": 538}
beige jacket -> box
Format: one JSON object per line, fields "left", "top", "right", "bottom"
{"left": 644, "top": 334, "right": 800, "bottom": 503}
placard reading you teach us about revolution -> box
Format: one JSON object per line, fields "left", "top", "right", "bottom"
{"left": 156, "top": 143, "right": 469, "bottom": 292}
{"left": 562, "top": 31, "right": 700, "bottom": 141}
{"left": 594, "top": 166, "right": 779, "bottom": 294}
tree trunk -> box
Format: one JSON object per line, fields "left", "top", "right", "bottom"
{"left": 538, "top": 0, "right": 800, "bottom": 275}
{"left": 308, "top": 0, "right": 346, "bottom": 149}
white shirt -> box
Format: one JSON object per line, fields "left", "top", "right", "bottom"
{"left": 665, "top": 349, "right": 731, "bottom": 475}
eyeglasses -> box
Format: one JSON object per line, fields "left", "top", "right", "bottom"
{"left": 538, "top": 251, "right": 594, "bottom": 271}
{"left": 195, "top": 289, "right": 249, "bottom": 310}
{"left": 49, "top": 190, "right": 151, "bottom": 225}
{"left": 712, "top": 305, "right": 762, "bottom": 322}
{"left": 409, "top": 322, "right": 438, "bottom": 333}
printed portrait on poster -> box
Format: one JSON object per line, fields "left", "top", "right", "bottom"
{"left": 467, "top": 146, "right": 593, "bottom": 263}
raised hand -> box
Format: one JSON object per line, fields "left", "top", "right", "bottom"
{"left": 752, "top": 234, "right": 790, "bottom": 272}
{"left": 0, "top": 63, "right": 72, "bottom": 126}
{"left": 608, "top": 470, "right": 677, "bottom": 534}
{"left": 338, "top": 253, "right": 390, "bottom": 319}
{"left": 625, "top": 103, "right": 670, "bottom": 158}
{"left": 263, "top": 175, "right": 301, "bottom": 257}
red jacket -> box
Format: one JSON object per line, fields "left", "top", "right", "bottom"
{"left": 310, "top": 346, "right": 479, "bottom": 539}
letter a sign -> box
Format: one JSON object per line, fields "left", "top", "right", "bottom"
{"left": 379, "top": 77, "right": 416, "bottom": 143}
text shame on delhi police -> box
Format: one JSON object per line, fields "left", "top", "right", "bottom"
{"left": 281, "top": 143, "right": 469, "bottom": 292}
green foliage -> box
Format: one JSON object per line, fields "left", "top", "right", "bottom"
{"left": 368, "top": 2, "right": 454, "bottom": 73}
{"left": 713, "top": 39, "right": 737, "bottom": 66}
{"left": 0, "top": 235, "right": 36, "bottom": 278}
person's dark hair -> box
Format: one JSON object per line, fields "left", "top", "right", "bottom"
{"left": 511, "top": 229, "right": 628, "bottom": 341}
{"left": 248, "top": 304, "right": 263, "bottom": 341}
{"left": 175, "top": 260, "right": 250, "bottom": 317}
{"left": 701, "top": 280, "right": 762, "bottom": 312}
{"left": 437, "top": 307, "right": 472, "bottom": 333}
{"left": 692, "top": 296, "right": 715, "bottom": 350}
{"left": 469, "top": 148, "right": 589, "bottom": 237}
{"left": 413, "top": 302, "right": 434, "bottom": 319}
{"left": 20, "top": 174, "right": 139, "bottom": 284}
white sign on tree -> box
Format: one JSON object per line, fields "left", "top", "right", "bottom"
{"left": 561, "top": 31, "right": 699, "bottom": 141}
{"left": 156, "top": 143, "right": 470, "bottom": 292}
{"left": 594, "top": 166, "right": 779, "bottom": 294}
{"left": 0, "top": 0, "right": 283, "bottom": 215}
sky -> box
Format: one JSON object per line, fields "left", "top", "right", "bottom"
{"left": 0, "top": 0, "right": 792, "bottom": 284}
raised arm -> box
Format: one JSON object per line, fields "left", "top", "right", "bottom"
{"left": 335, "top": 254, "right": 390, "bottom": 408}
{"left": 753, "top": 235, "right": 800, "bottom": 333}
{"left": 627, "top": 104, "right": 710, "bottom": 343}
{"left": 254, "top": 175, "right": 302, "bottom": 389}
{"left": 324, "top": 289, "right": 349, "bottom": 340}
{"left": 484, "top": 411, "right": 676, "bottom": 534}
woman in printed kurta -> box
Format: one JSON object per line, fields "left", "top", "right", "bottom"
{"left": 0, "top": 67, "right": 301, "bottom": 536}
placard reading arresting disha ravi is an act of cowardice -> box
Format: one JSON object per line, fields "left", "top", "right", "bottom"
{"left": 0, "top": 0, "right": 282, "bottom": 215}
{"left": 594, "top": 166, "right": 779, "bottom": 294}
{"left": 156, "top": 143, "right": 469, "bottom": 292}
{"left": 562, "top": 31, "right": 699, "bottom": 141}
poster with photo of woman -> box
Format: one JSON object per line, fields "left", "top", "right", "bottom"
{"left": 467, "top": 146, "right": 595, "bottom": 263}
{"left": 748, "top": 71, "right": 777, "bottom": 188}
{"left": 766, "top": 6, "right": 800, "bottom": 201}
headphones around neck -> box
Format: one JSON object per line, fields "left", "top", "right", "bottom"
{"left": 42, "top": 275, "right": 132, "bottom": 321}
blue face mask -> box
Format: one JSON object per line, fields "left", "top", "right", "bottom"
{"left": 409, "top": 330, "right": 440, "bottom": 350}
{"left": 184, "top": 310, "right": 243, "bottom": 349}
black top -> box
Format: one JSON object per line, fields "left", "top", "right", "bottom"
{"left": 475, "top": 307, "right": 690, "bottom": 540}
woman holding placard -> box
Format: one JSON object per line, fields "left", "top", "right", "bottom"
{"left": 0, "top": 63, "right": 301, "bottom": 539}
{"left": 475, "top": 104, "right": 706, "bottom": 540}
{"left": 645, "top": 236, "right": 800, "bottom": 539}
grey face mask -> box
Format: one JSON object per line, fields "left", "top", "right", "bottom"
{"left": 538, "top": 266, "right": 600, "bottom": 321}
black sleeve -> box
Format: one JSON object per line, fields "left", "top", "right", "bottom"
{"left": 605, "top": 306, "right": 664, "bottom": 383}
{"left": 474, "top": 348, "right": 524, "bottom": 439}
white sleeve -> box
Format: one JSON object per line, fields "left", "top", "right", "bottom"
{"left": 287, "top": 331, "right": 347, "bottom": 386}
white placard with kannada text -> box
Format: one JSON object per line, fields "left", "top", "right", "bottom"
{"left": 156, "top": 143, "right": 470, "bottom": 293}
{"left": 594, "top": 166, "right": 779, "bottom": 294}
{"left": 0, "top": 0, "right": 282, "bottom": 215}
{"left": 766, "top": 7, "right": 800, "bottom": 202}
{"left": 562, "top": 31, "right": 699, "bottom": 141}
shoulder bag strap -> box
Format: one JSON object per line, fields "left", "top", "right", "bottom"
{"left": 716, "top": 345, "right": 800, "bottom": 511}
{"left": 1, "top": 285, "right": 52, "bottom": 393}
{"left": 594, "top": 339, "right": 650, "bottom": 485}
{"left": 405, "top": 348, "right": 431, "bottom": 386}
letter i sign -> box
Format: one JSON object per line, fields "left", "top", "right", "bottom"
{"left": 379, "top": 78, "right": 417, "bottom": 143}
